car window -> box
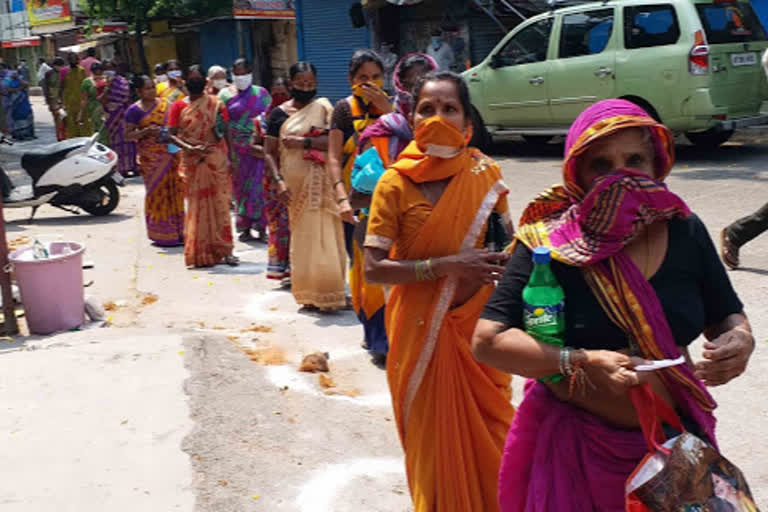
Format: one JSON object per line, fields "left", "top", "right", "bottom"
{"left": 496, "top": 18, "right": 553, "bottom": 67}
{"left": 695, "top": 2, "right": 767, "bottom": 43}
{"left": 559, "top": 9, "right": 614, "bottom": 59}
{"left": 624, "top": 5, "right": 680, "bottom": 49}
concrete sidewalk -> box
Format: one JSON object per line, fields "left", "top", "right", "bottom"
{"left": 0, "top": 328, "right": 193, "bottom": 512}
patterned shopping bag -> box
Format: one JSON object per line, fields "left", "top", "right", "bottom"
{"left": 626, "top": 384, "right": 758, "bottom": 512}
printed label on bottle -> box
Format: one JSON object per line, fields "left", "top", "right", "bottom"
{"left": 523, "top": 301, "right": 564, "bottom": 330}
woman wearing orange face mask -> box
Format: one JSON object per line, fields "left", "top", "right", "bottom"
{"left": 363, "top": 71, "right": 516, "bottom": 512}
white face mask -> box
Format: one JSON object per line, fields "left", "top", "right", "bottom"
{"left": 233, "top": 74, "right": 253, "bottom": 91}
{"left": 212, "top": 79, "right": 227, "bottom": 90}
{"left": 167, "top": 70, "right": 182, "bottom": 79}
{"left": 155, "top": 74, "right": 167, "bottom": 83}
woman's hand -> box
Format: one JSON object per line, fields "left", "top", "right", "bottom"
{"left": 281, "top": 135, "right": 305, "bottom": 149}
{"left": 359, "top": 83, "right": 391, "bottom": 113}
{"left": 276, "top": 179, "right": 291, "bottom": 204}
{"left": 695, "top": 328, "right": 754, "bottom": 386}
{"left": 582, "top": 350, "right": 646, "bottom": 396}
{"left": 251, "top": 144, "right": 265, "bottom": 158}
{"left": 436, "top": 248, "right": 509, "bottom": 284}
{"left": 337, "top": 197, "right": 356, "bottom": 224}
{"left": 143, "top": 125, "right": 161, "bottom": 138}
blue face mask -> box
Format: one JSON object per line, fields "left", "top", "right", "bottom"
{"left": 432, "top": 37, "right": 441, "bottom": 49}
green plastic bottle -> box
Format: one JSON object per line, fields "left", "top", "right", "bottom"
{"left": 523, "top": 246, "right": 565, "bottom": 383}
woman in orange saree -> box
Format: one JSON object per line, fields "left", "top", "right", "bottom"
{"left": 169, "top": 65, "right": 237, "bottom": 268}
{"left": 364, "top": 72, "right": 515, "bottom": 511}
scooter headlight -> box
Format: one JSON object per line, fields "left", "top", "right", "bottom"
{"left": 88, "top": 151, "right": 116, "bottom": 164}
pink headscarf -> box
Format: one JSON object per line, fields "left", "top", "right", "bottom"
{"left": 392, "top": 52, "right": 438, "bottom": 119}
{"left": 562, "top": 99, "right": 675, "bottom": 199}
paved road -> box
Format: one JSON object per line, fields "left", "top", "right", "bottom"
{"left": 0, "top": 99, "right": 766, "bottom": 510}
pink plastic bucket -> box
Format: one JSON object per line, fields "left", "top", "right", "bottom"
{"left": 10, "top": 242, "right": 85, "bottom": 335}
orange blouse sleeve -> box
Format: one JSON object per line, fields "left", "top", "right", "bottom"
{"left": 365, "top": 169, "right": 401, "bottom": 252}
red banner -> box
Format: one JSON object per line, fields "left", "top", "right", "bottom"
{"left": 233, "top": 0, "right": 295, "bottom": 19}
{"left": 2, "top": 38, "right": 41, "bottom": 49}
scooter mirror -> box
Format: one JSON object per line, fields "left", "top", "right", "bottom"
{"left": 83, "top": 133, "right": 99, "bottom": 152}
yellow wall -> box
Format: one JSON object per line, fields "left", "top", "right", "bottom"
{"left": 127, "top": 20, "right": 178, "bottom": 72}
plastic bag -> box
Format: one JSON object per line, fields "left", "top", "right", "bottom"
{"left": 626, "top": 384, "right": 759, "bottom": 511}
{"left": 351, "top": 147, "right": 386, "bottom": 195}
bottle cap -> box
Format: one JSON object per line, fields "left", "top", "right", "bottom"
{"left": 532, "top": 246, "right": 551, "bottom": 264}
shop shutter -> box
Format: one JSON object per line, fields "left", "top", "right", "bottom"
{"left": 469, "top": 12, "right": 508, "bottom": 66}
{"left": 297, "top": 0, "right": 371, "bottom": 103}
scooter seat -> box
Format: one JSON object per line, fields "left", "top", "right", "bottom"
{"left": 21, "top": 137, "right": 91, "bottom": 183}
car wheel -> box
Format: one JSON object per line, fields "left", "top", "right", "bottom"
{"left": 470, "top": 106, "right": 491, "bottom": 152}
{"left": 522, "top": 135, "right": 553, "bottom": 145}
{"left": 686, "top": 129, "right": 734, "bottom": 148}
{"left": 621, "top": 96, "right": 662, "bottom": 123}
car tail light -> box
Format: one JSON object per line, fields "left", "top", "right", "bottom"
{"left": 689, "top": 30, "right": 709, "bottom": 75}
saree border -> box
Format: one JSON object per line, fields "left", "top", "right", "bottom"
{"left": 402, "top": 179, "right": 510, "bottom": 428}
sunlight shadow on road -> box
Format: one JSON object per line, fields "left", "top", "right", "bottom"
{"left": 6, "top": 213, "right": 134, "bottom": 228}
{"left": 673, "top": 167, "right": 768, "bottom": 182}
{"left": 296, "top": 308, "right": 361, "bottom": 328}
{"left": 197, "top": 261, "right": 267, "bottom": 276}
{"left": 154, "top": 245, "right": 184, "bottom": 256}
{"left": 733, "top": 267, "right": 768, "bottom": 277}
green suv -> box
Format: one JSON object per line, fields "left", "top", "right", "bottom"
{"left": 465, "top": 0, "right": 768, "bottom": 147}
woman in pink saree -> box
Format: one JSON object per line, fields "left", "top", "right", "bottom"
{"left": 473, "top": 99, "right": 755, "bottom": 511}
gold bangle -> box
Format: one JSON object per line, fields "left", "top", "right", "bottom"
{"left": 336, "top": 196, "right": 349, "bottom": 205}
{"left": 414, "top": 260, "right": 425, "bottom": 281}
{"left": 333, "top": 180, "right": 345, "bottom": 188}
{"left": 425, "top": 258, "right": 438, "bottom": 280}
{"left": 415, "top": 260, "right": 435, "bottom": 281}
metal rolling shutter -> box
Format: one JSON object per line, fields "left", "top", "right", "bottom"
{"left": 469, "top": 12, "right": 508, "bottom": 66}
{"left": 297, "top": 0, "right": 371, "bottom": 103}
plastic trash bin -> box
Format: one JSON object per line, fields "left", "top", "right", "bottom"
{"left": 10, "top": 242, "right": 85, "bottom": 334}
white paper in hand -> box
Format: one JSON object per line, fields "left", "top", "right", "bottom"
{"left": 634, "top": 356, "right": 686, "bottom": 372}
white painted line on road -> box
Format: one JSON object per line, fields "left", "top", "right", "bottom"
{"left": 296, "top": 457, "right": 404, "bottom": 512}
{"left": 266, "top": 365, "right": 392, "bottom": 408}
{"left": 244, "top": 290, "right": 301, "bottom": 321}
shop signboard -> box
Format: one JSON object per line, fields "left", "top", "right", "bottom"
{"left": 27, "top": 0, "right": 73, "bottom": 27}
{"left": 233, "top": 0, "right": 295, "bottom": 19}
{"left": 2, "top": 37, "right": 41, "bottom": 49}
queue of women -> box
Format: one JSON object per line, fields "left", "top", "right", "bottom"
{"left": 44, "top": 46, "right": 759, "bottom": 510}
{"left": 279, "top": 50, "right": 754, "bottom": 511}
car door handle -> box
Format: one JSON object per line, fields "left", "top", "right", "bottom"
{"left": 529, "top": 76, "right": 544, "bottom": 85}
{"left": 594, "top": 67, "right": 613, "bottom": 77}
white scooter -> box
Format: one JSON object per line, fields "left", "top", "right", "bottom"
{"left": 0, "top": 133, "right": 122, "bottom": 219}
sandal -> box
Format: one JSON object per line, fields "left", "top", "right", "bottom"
{"left": 223, "top": 254, "right": 240, "bottom": 267}
{"left": 720, "top": 229, "right": 739, "bottom": 270}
